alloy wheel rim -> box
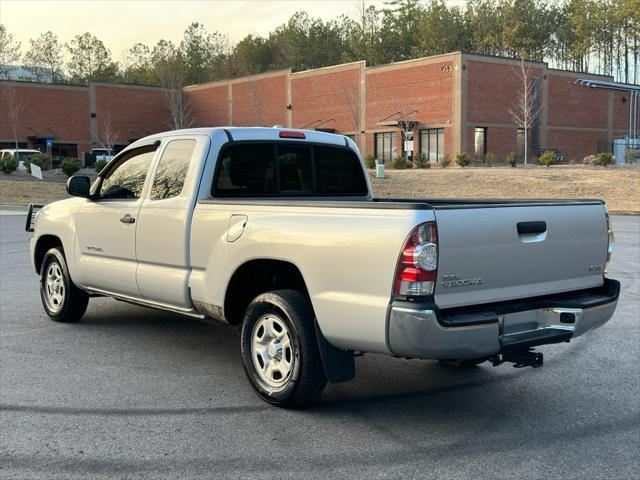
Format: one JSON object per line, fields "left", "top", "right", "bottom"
{"left": 44, "top": 262, "right": 65, "bottom": 313}
{"left": 251, "top": 314, "right": 296, "bottom": 389}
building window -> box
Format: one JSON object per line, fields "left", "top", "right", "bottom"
{"left": 516, "top": 128, "right": 525, "bottom": 159}
{"left": 474, "top": 127, "right": 487, "bottom": 158}
{"left": 374, "top": 132, "right": 398, "bottom": 164}
{"left": 420, "top": 128, "right": 445, "bottom": 162}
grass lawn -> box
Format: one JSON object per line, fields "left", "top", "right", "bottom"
{"left": 1, "top": 166, "right": 638, "bottom": 214}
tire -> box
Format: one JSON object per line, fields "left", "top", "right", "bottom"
{"left": 438, "top": 358, "right": 487, "bottom": 368}
{"left": 240, "top": 289, "right": 327, "bottom": 408}
{"left": 40, "top": 247, "right": 89, "bottom": 323}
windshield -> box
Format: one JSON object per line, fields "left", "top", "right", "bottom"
{"left": 17, "top": 151, "right": 40, "bottom": 161}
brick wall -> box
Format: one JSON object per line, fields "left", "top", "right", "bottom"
{"left": 231, "top": 72, "right": 288, "bottom": 127}
{"left": 365, "top": 55, "right": 456, "bottom": 158}
{"left": 1, "top": 52, "right": 633, "bottom": 168}
{"left": 94, "top": 83, "right": 168, "bottom": 146}
{"left": 0, "top": 82, "right": 90, "bottom": 146}
{"left": 291, "top": 63, "right": 362, "bottom": 134}
{"left": 185, "top": 82, "right": 229, "bottom": 127}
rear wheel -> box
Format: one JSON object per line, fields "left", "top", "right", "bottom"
{"left": 40, "top": 247, "right": 89, "bottom": 323}
{"left": 240, "top": 290, "right": 327, "bottom": 407}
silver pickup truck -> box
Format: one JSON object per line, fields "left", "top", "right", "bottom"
{"left": 27, "top": 127, "right": 620, "bottom": 407}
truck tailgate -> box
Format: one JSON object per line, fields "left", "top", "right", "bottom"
{"left": 433, "top": 202, "right": 608, "bottom": 309}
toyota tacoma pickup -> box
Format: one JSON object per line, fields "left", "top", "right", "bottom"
{"left": 27, "top": 127, "right": 620, "bottom": 407}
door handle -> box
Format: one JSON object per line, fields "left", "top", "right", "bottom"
{"left": 517, "top": 221, "right": 546, "bottom": 235}
{"left": 120, "top": 214, "right": 135, "bottom": 224}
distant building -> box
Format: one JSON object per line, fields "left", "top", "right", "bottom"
{"left": 1, "top": 64, "right": 66, "bottom": 83}
{"left": 1, "top": 53, "right": 638, "bottom": 166}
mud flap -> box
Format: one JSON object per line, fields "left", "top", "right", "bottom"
{"left": 314, "top": 320, "right": 355, "bottom": 383}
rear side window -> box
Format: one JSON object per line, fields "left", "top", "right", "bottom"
{"left": 214, "top": 142, "right": 367, "bottom": 197}
{"left": 151, "top": 139, "right": 196, "bottom": 200}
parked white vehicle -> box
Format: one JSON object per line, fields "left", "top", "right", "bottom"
{"left": 90, "top": 148, "right": 114, "bottom": 162}
{"left": 27, "top": 127, "right": 620, "bottom": 407}
{"left": 0, "top": 148, "right": 42, "bottom": 169}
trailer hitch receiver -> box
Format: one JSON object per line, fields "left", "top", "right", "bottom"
{"left": 490, "top": 349, "right": 543, "bottom": 368}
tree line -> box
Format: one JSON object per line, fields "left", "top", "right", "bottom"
{"left": 1, "top": 0, "right": 638, "bottom": 88}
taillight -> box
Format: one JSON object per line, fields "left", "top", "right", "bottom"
{"left": 605, "top": 207, "right": 614, "bottom": 272}
{"left": 393, "top": 222, "right": 438, "bottom": 297}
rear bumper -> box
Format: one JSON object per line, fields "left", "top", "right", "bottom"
{"left": 387, "top": 279, "right": 620, "bottom": 359}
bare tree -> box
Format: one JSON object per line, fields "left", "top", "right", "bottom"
{"left": 1, "top": 84, "right": 27, "bottom": 150}
{"left": 397, "top": 107, "right": 418, "bottom": 164}
{"left": 100, "top": 112, "right": 119, "bottom": 152}
{"left": 343, "top": 86, "right": 360, "bottom": 132}
{"left": 158, "top": 62, "right": 192, "bottom": 129}
{"left": 153, "top": 42, "right": 193, "bottom": 129}
{"left": 508, "top": 59, "right": 541, "bottom": 165}
{"left": 163, "top": 86, "right": 193, "bottom": 130}
{"left": 0, "top": 25, "right": 22, "bottom": 80}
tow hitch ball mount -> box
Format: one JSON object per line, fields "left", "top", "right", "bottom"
{"left": 490, "top": 349, "right": 544, "bottom": 369}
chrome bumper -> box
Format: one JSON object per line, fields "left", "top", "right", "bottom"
{"left": 387, "top": 281, "right": 620, "bottom": 360}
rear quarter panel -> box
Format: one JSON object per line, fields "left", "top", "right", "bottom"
{"left": 189, "top": 203, "right": 434, "bottom": 353}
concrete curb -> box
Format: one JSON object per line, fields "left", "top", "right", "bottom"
{"left": 0, "top": 205, "right": 29, "bottom": 216}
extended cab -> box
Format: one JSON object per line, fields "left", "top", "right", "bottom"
{"left": 27, "top": 127, "right": 620, "bottom": 407}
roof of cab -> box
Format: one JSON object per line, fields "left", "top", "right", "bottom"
{"left": 127, "top": 126, "right": 353, "bottom": 151}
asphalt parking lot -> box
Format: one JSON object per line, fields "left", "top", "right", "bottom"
{"left": 1, "top": 214, "right": 638, "bottom": 480}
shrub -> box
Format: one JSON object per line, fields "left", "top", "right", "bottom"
{"left": 439, "top": 154, "right": 451, "bottom": 168}
{"left": 25, "top": 153, "right": 50, "bottom": 173}
{"left": 583, "top": 154, "right": 598, "bottom": 166}
{"left": 455, "top": 152, "right": 471, "bottom": 167}
{"left": 596, "top": 152, "right": 614, "bottom": 167}
{"left": 414, "top": 153, "right": 428, "bottom": 168}
{"left": 506, "top": 152, "right": 518, "bottom": 167}
{"left": 364, "top": 155, "right": 376, "bottom": 169}
{"left": 568, "top": 158, "right": 576, "bottom": 165}
{"left": 0, "top": 154, "right": 19, "bottom": 174}
{"left": 94, "top": 159, "right": 109, "bottom": 173}
{"left": 391, "top": 156, "right": 408, "bottom": 169}
{"left": 624, "top": 148, "right": 636, "bottom": 164}
{"left": 538, "top": 150, "right": 556, "bottom": 167}
{"left": 61, "top": 157, "right": 82, "bottom": 177}
{"left": 484, "top": 152, "right": 495, "bottom": 166}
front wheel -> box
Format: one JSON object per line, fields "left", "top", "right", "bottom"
{"left": 240, "top": 290, "right": 327, "bottom": 408}
{"left": 40, "top": 247, "right": 89, "bottom": 323}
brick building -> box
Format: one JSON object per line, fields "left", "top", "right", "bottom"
{"left": 1, "top": 52, "right": 636, "bottom": 166}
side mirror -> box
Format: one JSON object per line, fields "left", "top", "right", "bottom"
{"left": 66, "top": 175, "right": 91, "bottom": 198}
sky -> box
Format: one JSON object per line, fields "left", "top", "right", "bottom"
{"left": 0, "top": 0, "right": 466, "bottom": 62}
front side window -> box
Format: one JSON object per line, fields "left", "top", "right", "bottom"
{"left": 420, "top": 128, "right": 445, "bottom": 162}
{"left": 151, "top": 139, "right": 196, "bottom": 200}
{"left": 100, "top": 147, "right": 155, "bottom": 200}
{"left": 374, "top": 132, "right": 398, "bottom": 164}
{"left": 213, "top": 142, "right": 367, "bottom": 197}
{"left": 474, "top": 127, "right": 487, "bottom": 158}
